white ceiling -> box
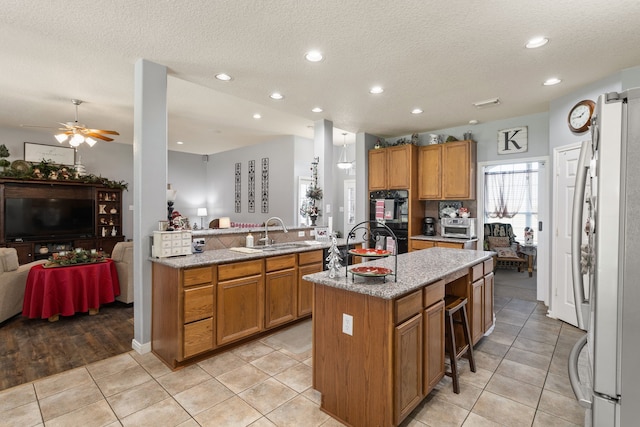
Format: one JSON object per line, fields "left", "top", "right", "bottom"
{"left": 2, "top": 1, "right": 640, "bottom": 155}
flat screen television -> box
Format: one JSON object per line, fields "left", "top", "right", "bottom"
{"left": 5, "top": 198, "right": 95, "bottom": 241}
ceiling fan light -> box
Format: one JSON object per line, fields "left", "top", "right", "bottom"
{"left": 85, "top": 137, "right": 97, "bottom": 147}
{"left": 55, "top": 133, "right": 68, "bottom": 143}
{"left": 70, "top": 133, "right": 84, "bottom": 146}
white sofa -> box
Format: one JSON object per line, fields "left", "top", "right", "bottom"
{"left": 110, "top": 241, "right": 133, "bottom": 304}
{"left": 0, "top": 248, "right": 47, "bottom": 324}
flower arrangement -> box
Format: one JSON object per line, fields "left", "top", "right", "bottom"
{"left": 46, "top": 248, "right": 107, "bottom": 267}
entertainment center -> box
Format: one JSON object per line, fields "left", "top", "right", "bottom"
{"left": 1, "top": 179, "right": 124, "bottom": 265}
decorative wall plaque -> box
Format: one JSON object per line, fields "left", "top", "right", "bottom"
{"left": 261, "top": 158, "right": 269, "bottom": 213}
{"left": 234, "top": 162, "right": 241, "bottom": 213}
{"left": 498, "top": 126, "right": 528, "bottom": 154}
{"left": 248, "top": 160, "right": 255, "bottom": 213}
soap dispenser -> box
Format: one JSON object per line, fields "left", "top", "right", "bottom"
{"left": 246, "top": 232, "right": 254, "bottom": 248}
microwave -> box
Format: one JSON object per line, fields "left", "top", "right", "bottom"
{"left": 441, "top": 217, "right": 476, "bottom": 239}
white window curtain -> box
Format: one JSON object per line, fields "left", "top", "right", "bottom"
{"left": 485, "top": 166, "right": 533, "bottom": 219}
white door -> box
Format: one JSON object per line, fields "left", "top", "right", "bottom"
{"left": 551, "top": 143, "right": 587, "bottom": 326}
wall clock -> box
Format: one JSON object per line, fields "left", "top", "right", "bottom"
{"left": 568, "top": 99, "right": 596, "bottom": 133}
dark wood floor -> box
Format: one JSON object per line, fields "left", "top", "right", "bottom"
{"left": 0, "top": 302, "right": 133, "bottom": 391}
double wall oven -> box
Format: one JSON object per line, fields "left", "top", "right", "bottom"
{"left": 369, "top": 190, "right": 409, "bottom": 254}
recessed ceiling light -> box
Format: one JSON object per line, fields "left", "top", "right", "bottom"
{"left": 543, "top": 77, "right": 562, "bottom": 86}
{"left": 369, "top": 86, "right": 384, "bottom": 94}
{"left": 215, "top": 73, "right": 232, "bottom": 81}
{"left": 411, "top": 108, "right": 423, "bottom": 115}
{"left": 270, "top": 92, "right": 284, "bottom": 100}
{"left": 304, "top": 50, "right": 324, "bottom": 62}
{"left": 176, "top": 141, "right": 184, "bottom": 145}
{"left": 253, "top": 113, "right": 262, "bottom": 119}
{"left": 311, "top": 107, "right": 323, "bottom": 113}
{"left": 526, "top": 37, "right": 549, "bottom": 49}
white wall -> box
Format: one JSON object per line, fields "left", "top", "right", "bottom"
{"left": 205, "top": 135, "right": 314, "bottom": 225}
{"left": 167, "top": 151, "right": 208, "bottom": 227}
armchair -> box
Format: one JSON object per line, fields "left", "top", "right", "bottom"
{"left": 483, "top": 223, "right": 527, "bottom": 272}
{"left": 110, "top": 241, "right": 133, "bottom": 304}
{"left": 0, "top": 248, "right": 47, "bottom": 324}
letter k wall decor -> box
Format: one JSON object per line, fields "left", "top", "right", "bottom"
{"left": 498, "top": 126, "right": 528, "bottom": 154}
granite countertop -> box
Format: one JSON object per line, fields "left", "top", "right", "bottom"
{"left": 410, "top": 235, "right": 478, "bottom": 243}
{"left": 303, "top": 247, "right": 493, "bottom": 300}
{"left": 150, "top": 238, "right": 359, "bottom": 268}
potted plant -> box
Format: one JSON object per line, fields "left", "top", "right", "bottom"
{"left": 0, "top": 144, "right": 10, "bottom": 173}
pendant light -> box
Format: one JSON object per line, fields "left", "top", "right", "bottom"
{"left": 336, "top": 133, "right": 353, "bottom": 170}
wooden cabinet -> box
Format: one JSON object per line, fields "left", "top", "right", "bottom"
{"left": 6, "top": 242, "right": 34, "bottom": 264}
{"left": 152, "top": 250, "right": 318, "bottom": 368}
{"left": 446, "top": 258, "right": 495, "bottom": 346}
{"left": 297, "top": 250, "right": 323, "bottom": 317}
{"left": 265, "top": 254, "right": 297, "bottom": 329}
{"left": 369, "top": 145, "right": 416, "bottom": 191}
{"left": 217, "top": 259, "right": 264, "bottom": 346}
{"left": 418, "top": 140, "right": 476, "bottom": 200}
{"left": 409, "top": 239, "right": 477, "bottom": 252}
{"left": 418, "top": 145, "right": 442, "bottom": 199}
{"left": 424, "top": 300, "right": 445, "bottom": 391}
{"left": 394, "top": 313, "right": 423, "bottom": 423}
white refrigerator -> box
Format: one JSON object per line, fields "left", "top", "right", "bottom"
{"left": 569, "top": 88, "right": 640, "bottom": 426}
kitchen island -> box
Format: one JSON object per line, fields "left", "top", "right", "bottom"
{"left": 303, "top": 247, "right": 494, "bottom": 427}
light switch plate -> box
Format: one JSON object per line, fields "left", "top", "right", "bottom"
{"left": 342, "top": 313, "right": 353, "bottom": 336}
{"left": 298, "top": 231, "right": 305, "bottom": 237}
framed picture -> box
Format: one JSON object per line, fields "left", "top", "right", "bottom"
{"left": 315, "top": 226, "right": 330, "bottom": 241}
{"left": 24, "top": 142, "right": 75, "bottom": 165}
{"left": 497, "top": 126, "right": 528, "bottom": 155}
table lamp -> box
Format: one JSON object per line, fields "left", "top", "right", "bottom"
{"left": 197, "top": 207, "right": 208, "bottom": 229}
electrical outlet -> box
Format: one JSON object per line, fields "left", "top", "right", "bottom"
{"left": 298, "top": 231, "right": 305, "bottom": 237}
{"left": 342, "top": 313, "right": 353, "bottom": 336}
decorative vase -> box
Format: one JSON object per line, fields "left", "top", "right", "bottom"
{"left": 309, "top": 214, "right": 318, "bottom": 226}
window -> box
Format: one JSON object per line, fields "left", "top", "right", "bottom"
{"left": 298, "top": 176, "right": 312, "bottom": 226}
{"left": 484, "top": 162, "right": 539, "bottom": 244}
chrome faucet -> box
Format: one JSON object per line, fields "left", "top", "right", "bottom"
{"left": 260, "top": 217, "right": 288, "bottom": 246}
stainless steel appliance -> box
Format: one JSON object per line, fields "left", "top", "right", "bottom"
{"left": 569, "top": 88, "right": 640, "bottom": 427}
{"left": 441, "top": 217, "right": 475, "bottom": 239}
{"left": 369, "top": 190, "right": 408, "bottom": 253}
{"left": 423, "top": 217, "right": 436, "bottom": 236}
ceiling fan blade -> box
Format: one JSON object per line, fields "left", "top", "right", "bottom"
{"left": 20, "top": 124, "right": 59, "bottom": 129}
{"left": 86, "top": 132, "right": 114, "bottom": 142}
{"left": 87, "top": 129, "right": 119, "bottom": 135}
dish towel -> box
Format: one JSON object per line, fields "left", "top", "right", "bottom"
{"left": 384, "top": 200, "right": 395, "bottom": 219}
{"left": 375, "top": 199, "right": 385, "bottom": 220}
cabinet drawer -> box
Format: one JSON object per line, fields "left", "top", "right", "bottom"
{"left": 424, "top": 279, "right": 445, "bottom": 307}
{"left": 184, "top": 284, "right": 214, "bottom": 324}
{"left": 298, "top": 250, "right": 323, "bottom": 266}
{"left": 266, "top": 254, "right": 296, "bottom": 272}
{"left": 183, "top": 317, "right": 214, "bottom": 358}
{"left": 395, "top": 290, "right": 423, "bottom": 324}
{"left": 484, "top": 258, "right": 494, "bottom": 274}
{"left": 183, "top": 267, "right": 213, "bottom": 287}
{"left": 471, "top": 263, "right": 484, "bottom": 282}
{"left": 218, "top": 259, "right": 263, "bottom": 281}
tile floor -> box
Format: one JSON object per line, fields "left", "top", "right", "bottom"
{"left": 0, "top": 271, "right": 587, "bottom": 426}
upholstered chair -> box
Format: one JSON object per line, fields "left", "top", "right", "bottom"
{"left": 0, "top": 248, "right": 47, "bottom": 323}
{"left": 110, "top": 241, "right": 133, "bottom": 304}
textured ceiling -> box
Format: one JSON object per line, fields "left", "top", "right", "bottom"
{"left": 1, "top": 0, "right": 640, "bottom": 155}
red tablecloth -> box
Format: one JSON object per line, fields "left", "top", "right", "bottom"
{"left": 22, "top": 259, "right": 121, "bottom": 319}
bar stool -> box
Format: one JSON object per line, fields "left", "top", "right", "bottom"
{"left": 444, "top": 295, "right": 476, "bottom": 394}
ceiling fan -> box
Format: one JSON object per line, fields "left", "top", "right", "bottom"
{"left": 24, "top": 99, "right": 119, "bottom": 147}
